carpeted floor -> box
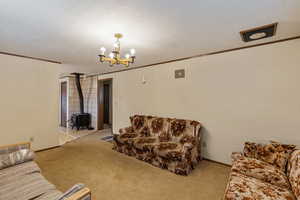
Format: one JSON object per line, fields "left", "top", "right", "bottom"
{"left": 35, "top": 133, "right": 231, "bottom": 200}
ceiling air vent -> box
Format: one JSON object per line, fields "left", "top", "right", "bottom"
{"left": 240, "top": 22, "right": 278, "bottom": 42}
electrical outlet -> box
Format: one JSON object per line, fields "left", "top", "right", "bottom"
{"left": 29, "top": 137, "right": 34, "bottom": 142}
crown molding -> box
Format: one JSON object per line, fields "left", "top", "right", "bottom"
{"left": 0, "top": 51, "right": 61, "bottom": 64}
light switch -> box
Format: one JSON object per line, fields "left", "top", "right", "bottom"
{"left": 142, "top": 75, "right": 146, "bottom": 84}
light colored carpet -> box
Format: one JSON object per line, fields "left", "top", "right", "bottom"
{"left": 36, "top": 133, "right": 231, "bottom": 200}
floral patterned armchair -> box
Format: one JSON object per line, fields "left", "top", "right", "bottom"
{"left": 224, "top": 141, "right": 300, "bottom": 200}
{"left": 112, "top": 115, "right": 202, "bottom": 175}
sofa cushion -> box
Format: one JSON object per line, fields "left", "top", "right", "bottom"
{"left": 130, "top": 115, "right": 148, "bottom": 132}
{"left": 243, "top": 142, "right": 296, "bottom": 171}
{"left": 0, "top": 173, "right": 58, "bottom": 200}
{"left": 148, "top": 117, "right": 170, "bottom": 137}
{"left": 168, "top": 119, "right": 201, "bottom": 142}
{"left": 34, "top": 189, "right": 63, "bottom": 200}
{"left": 169, "top": 119, "right": 199, "bottom": 136}
{"left": 287, "top": 150, "right": 300, "bottom": 199}
{"left": 0, "top": 148, "right": 35, "bottom": 170}
{"left": 232, "top": 155, "right": 291, "bottom": 189}
{"left": 0, "top": 161, "right": 40, "bottom": 185}
{"left": 120, "top": 133, "right": 139, "bottom": 139}
{"left": 243, "top": 142, "right": 261, "bottom": 158}
{"left": 158, "top": 131, "right": 172, "bottom": 142}
{"left": 114, "top": 133, "right": 139, "bottom": 145}
{"left": 154, "top": 142, "right": 186, "bottom": 161}
{"left": 133, "top": 137, "right": 158, "bottom": 151}
{"left": 130, "top": 115, "right": 202, "bottom": 139}
{"left": 0, "top": 164, "right": 58, "bottom": 200}
{"left": 224, "top": 172, "right": 296, "bottom": 200}
{"left": 138, "top": 126, "right": 151, "bottom": 137}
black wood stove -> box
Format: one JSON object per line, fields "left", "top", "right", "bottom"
{"left": 70, "top": 113, "right": 90, "bottom": 130}
{"left": 70, "top": 73, "right": 92, "bottom": 130}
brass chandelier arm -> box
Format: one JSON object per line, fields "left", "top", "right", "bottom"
{"left": 99, "top": 55, "right": 135, "bottom": 67}
{"left": 119, "top": 58, "right": 134, "bottom": 65}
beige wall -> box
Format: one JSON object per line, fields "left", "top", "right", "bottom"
{"left": 99, "top": 39, "right": 300, "bottom": 164}
{"left": 0, "top": 54, "right": 60, "bottom": 150}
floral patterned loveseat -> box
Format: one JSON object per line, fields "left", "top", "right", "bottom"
{"left": 112, "top": 115, "right": 202, "bottom": 175}
{"left": 224, "top": 141, "right": 300, "bottom": 200}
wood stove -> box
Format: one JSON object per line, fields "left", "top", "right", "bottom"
{"left": 70, "top": 73, "right": 92, "bottom": 130}
{"left": 70, "top": 113, "right": 91, "bottom": 130}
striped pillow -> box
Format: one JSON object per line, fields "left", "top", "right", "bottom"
{"left": 0, "top": 149, "right": 35, "bottom": 170}
{"left": 0, "top": 143, "right": 30, "bottom": 155}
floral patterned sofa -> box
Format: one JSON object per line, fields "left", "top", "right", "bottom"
{"left": 224, "top": 141, "right": 300, "bottom": 200}
{"left": 112, "top": 115, "right": 202, "bottom": 175}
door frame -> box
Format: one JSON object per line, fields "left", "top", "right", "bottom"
{"left": 97, "top": 78, "right": 113, "bottom": 130}
{"left": 59, "top": 78, "right": 69, "bottom": 128}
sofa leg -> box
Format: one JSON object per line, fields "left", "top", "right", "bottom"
{"left": 175, "top": 169, "right": 188, "bottom": 176}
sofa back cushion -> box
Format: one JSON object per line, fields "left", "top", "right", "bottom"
{"left": 130, "top": 115, "right": 156, "bottom": 137}
{"left": 168, "top": 119, "right": 201, "bottom": 144}
{"left": 243, "top": 142, "right": 296, "bottom": 171}
{"left": 287, "top": 150, "right": 300, "bottom": 199}
{"left": 148, "top": 117, "right": 170, "bottom": 139}
{"left": 130, "top": 115, "right": 147, "bottom": 132}
{"left": 129, "top": 115, "right": 202, "bottom": 145}
{"left": 130, "top": 115, "right": 161, "bottom": 137}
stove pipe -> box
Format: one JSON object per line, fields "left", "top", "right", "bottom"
{"left": 72, "top": 73, "right": 84, "bottom": 114}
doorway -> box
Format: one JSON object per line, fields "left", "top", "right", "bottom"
{"left": 98, "top": 79, "right": 113, "bottom": 131}
{"left": 60, "top": 81, "right": 67, "bottom": 127}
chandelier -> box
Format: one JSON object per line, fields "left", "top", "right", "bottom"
{"left": 98, "top": 33, "right": 136, "bottom": 67}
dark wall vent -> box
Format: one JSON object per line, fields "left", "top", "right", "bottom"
{"left": 175, "top": 69, "right": 185, "bottom": 79}
{"left": 240, "top": 23, "right": 278, "bottom": 42}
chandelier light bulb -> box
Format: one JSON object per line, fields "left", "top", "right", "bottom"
{"left": 130, "top": 48, "right": 136, "bottom": 56}
{"left": 125, "top": 54, "right": 130, "bottom": 59}
{"left": 100, "top": 47, "right": 106, "bottom": 54}
{"left": 109, "top": 52, "right": 114, "bottom": 58}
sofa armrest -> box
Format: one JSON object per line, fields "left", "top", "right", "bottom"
{"left": 181, "top": 142, "right": 195, "bottom": 151}
{"left": 64, "top": 187, "right": 91, "bottom": 200}
{"left": 119, "top": 126, "right": 134, "bottom": 134}
{"left": 58, "top": 184, "right": 91, "bottom": 200}
{"left": 0, "top": 142, "right": 31, "bottom": 155}
{"left": 231, "top": 152, "right": 243, "bottom": 163}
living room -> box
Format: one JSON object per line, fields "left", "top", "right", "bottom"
{"left": 0, "top": 1, "right": 300, "bottom": 200}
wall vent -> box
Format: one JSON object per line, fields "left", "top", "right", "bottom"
{"left": 175, "top": 69, "right": 185, "bottom": 79}
{"left": 240, "top": 23, "right": 278, "bottom": 42}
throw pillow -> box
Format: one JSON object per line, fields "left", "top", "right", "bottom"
{"left": 0, "top": 149, "right": 35, "bottom": 170}
{"left": 243, "top": 141, "right": 296, "bottom": 171}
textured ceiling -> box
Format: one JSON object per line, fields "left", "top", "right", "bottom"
{"left": 0, "top": 0, "right": 300, "bottom": 74}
